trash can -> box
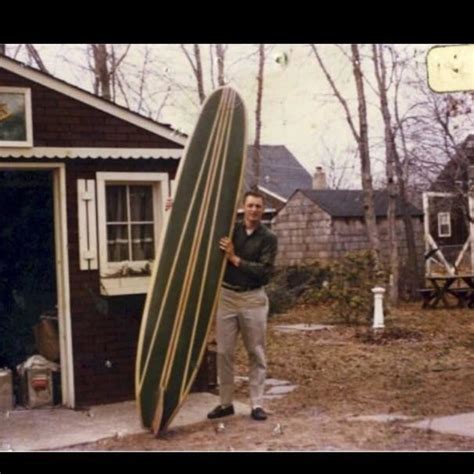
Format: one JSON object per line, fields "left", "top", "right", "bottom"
{"left": 17, "top": 355, "right": 58, "bottom": 409}
{"left": 21, "top": 367, "right": 53, "bottom": 408}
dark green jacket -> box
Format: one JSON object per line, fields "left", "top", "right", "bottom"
{"left": 223, "top": 222, "right": 278, "bottom": 289}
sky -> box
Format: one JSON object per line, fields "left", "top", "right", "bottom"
{"left": 5, "top": 43, "right": 438, "bottom": 189}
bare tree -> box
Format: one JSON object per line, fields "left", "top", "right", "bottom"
{"left": 251, "top": 44, "right": 266, "bottom": 191}
{"left": 372, "top": 44, "right": 400, "bottom": 303}
{"left": 0, "top": 44, "right": 5, "bottom": 56}
{"left": 90, "top": 44, "right": 112, "bottom": 100}
{"left": 386, "top": 46, "right": 424, "bottom": 299}
{"left": 180, "top": 44, "right": 206, "bottom": 104}
{"left": 25, "top": 44, "right": 49, "bottom": 73}
{"left": 215, "top": 44, "right": 227, "bottom": 87}
{"left": 311, "top": 44, "right": 382, "bottom": 270}
{"left": 320, "top": 141, "right": 357, "bottom": 189}
{"left": 88, "top": 44, "right": 131, "bottom": 102}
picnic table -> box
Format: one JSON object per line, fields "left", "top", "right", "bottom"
{"left": 419, "top": 274, "right": 474, "bottom": 309}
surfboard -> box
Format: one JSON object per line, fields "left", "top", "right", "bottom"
{"left": 135, "top": 87, "right": 247, "bottom": 436}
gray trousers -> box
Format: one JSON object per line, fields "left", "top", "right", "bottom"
{"left": 216, "top": 286, "right": 269, "bottom": 408}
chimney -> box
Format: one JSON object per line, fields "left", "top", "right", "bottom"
{"left": 313, "top": 166, "right": 328, "bottom": 190}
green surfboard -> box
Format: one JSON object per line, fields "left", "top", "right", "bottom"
{"left": 135, "top": 87, "right": 247, "bottom": 435}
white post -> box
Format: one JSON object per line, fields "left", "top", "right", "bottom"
{"left": 372, "top": 287, "right": 386, "bottom": 329}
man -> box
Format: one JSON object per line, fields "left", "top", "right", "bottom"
{"left": 207, "top": 190, "right": 278, "bottom": 421}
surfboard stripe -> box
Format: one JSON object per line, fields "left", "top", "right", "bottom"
{"left": 135, "top": 86, "right": 247, "bottom": 434}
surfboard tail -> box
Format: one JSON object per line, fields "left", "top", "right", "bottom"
{"left": 151, "top": 388, "right": 165, "bottom": 437}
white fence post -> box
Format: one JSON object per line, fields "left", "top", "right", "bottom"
{"left": 372, "top": 287, "right": 386, "bottom": 329}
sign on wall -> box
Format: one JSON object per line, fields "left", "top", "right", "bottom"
{"left": 0, "top": 87, "right": 33, "bottom": 147}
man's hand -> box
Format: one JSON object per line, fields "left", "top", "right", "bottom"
{"left": 165, "top": 197, "right": 173, "bottom": 211}
{"left": 219, "top": 237, "right": 240, "bottom": 267}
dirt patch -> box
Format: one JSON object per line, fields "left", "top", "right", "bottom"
{"left": 355, "top": 327, "right": 424, "bottom": 345}
{"left": 63, "top": 302, "right": 474, "bottom": 451}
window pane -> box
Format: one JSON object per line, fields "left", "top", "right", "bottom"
{"left": 106, "top": 185, "right": 128, "bottom": 222}
{"left": 131, "top": 224, "right": 155, "bottom": 261}
{"left": 107, "top": 224, "right": 129, "bottom": 261}
{"left": 130, "top": 185, "right": 153, "bottom": 222}
{"left": 440, "top": 224, "right": 451, "bottom": 236}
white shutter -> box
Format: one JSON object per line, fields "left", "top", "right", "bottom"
{"left": 77, "top": 179, "right": 98, "bottom": 270}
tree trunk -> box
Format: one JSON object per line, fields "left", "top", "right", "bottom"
{"left": 394, "top": 146, "right": 422, "bottom": 298}
{"left": 215, "top": 44, "right": 226, "bottom": 87}
{"left": 193, "top": 44, "right": 206, "bottom": 104}
{"left": 91, "top": 44, "right": 112, "bottom": 101}
{"left": 373, "top": 44, "right": 399, "bottom": 304}
{"left": 252, "top": 44, "right": 265, "bottom": 191}
{"left": 392, "top": 54, "right": 423, "bottom": 299}
{"left": 181, "top": 44, "right": 206, "bottom": 104}
{"left": 25, "top": 44, "right": 49, "bottom": 73}
{"left": 351, "top": 44, "right": 382, "bottom": 271}
{"left": 0, "top": 44, "right": 5, "bottom": 55}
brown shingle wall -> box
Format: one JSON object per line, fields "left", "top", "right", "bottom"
{"left": 0, "top": 68, "right": 181, "bottom": 149}
{"left": 66, "top": 160, "right": 178, "bottom": 405}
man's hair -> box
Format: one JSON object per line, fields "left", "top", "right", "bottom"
{"left": 243, "top": 190, "right": 265, "bottom": 204}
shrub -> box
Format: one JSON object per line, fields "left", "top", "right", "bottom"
{"left": 267, "top": 262, "right": 330, "bottom": 315}
{"left": 304, "top": 251, "right": 387, "bottom": 325}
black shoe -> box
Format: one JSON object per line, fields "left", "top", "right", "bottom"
{"left": 207, "top": 404, "right": 235, "bottom": 419}
{"left": 251, "top": 407, "right": 267, "bottom": 421}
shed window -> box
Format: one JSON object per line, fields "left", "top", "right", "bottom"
{"left": 106, "top": 185, "right": 155, "bottom": 262}
{"left": 438, "top": 212, "right": 451, "bottom": 238}
{"left": 96, "top": 172, "right": 169, "bottom": 295}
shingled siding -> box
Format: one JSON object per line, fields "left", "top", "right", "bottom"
{"left": 64, "top": 159, "right": 175, "bottom": 405}
{"left": 0, "top": 68, "right": 181, "bottom": 149}
{"left": 331, "top": 217, "right": 425, "bottom": 269}
{"left": 274, "top": 191, "right": 333, "bottom": 266}
{"left": 273, "top": 191, "right": 425, "bottom": 275}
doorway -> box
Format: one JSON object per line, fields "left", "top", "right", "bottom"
{"left": 0, "top": 163, "right": 74, "bottom": 407}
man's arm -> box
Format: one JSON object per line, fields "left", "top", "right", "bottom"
{"left": 238, "top": 235, "right": 278, "bottom": 281}
{"left": 219, "top": 234, "right": 278, "bottom": 281}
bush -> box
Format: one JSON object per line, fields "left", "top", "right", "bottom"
{"left": 267, "top": 262, "right": 330, "bottom": 315}
{"left": 304, "top": 251, "right": 387, "bottom": 325}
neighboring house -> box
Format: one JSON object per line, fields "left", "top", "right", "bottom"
{"left": 242, "top": 145, "right": 312, "bottom": 222}
{"left": 422, "top": 135, "right": 474, "bottom": 275}
{"left": 272, "top": 187, "right": 425, "bottom": 285}
{"left": 0, "top": 55, "right": 216, "bottom": 409}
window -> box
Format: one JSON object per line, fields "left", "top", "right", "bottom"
{"left": 106, "top": 185, "right": 155, "bottom": 262}
{"left": 0, "top": 87, "right": 33, "bottom": 147}
{"left": 97, "top": 172, "right": 169, "bottom": 295}
{"left": 438, "top": 212, "right": 451, "bottom": 238}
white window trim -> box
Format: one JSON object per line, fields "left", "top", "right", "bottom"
{"left": 0, "top": 87, "right": 33, "bottom": 147}
{"left": 438, "top": 211, "right": 452, "bottom": 238}
{"left": 96, "top": 172, "right": 169, "bottom": 295}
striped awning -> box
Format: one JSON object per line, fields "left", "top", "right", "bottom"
{"left": 0, "top": 147, "right": 182, "bottom": 160}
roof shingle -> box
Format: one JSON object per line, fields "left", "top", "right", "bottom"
{"left": 299, "top": 189, "right": 423, "bottom": 218}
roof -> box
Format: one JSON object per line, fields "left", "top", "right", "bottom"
{"left": 298, "top": 189, "right": 423, "bottom": 218}
{"left": 245, "top": 145, "right": 312, "bottom": 201}
{"left": 0, "top": 54, "right": 187, "bottom": 148}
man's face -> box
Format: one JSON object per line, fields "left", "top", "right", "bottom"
{"left": 243, "top": 195, "right": 264, "bottom": 225}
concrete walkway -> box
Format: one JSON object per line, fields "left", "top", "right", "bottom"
{"left": 406, "top": 412, "right": 474, "bottom": 439}
{"left": 0, "top": 393, "right": 249, "bottom": 451}
{"left": 347, "top": 411, "right": 474, "bottom": 439}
